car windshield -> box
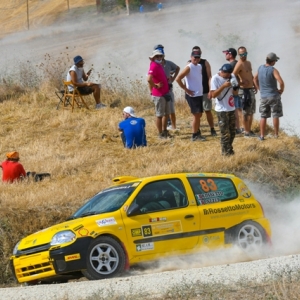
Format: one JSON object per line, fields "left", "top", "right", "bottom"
{"left": 70, "top": 183, "right": 138, "bottom": 219}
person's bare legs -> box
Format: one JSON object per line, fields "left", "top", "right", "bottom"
{"left": 205, "top": 110, "right": 214, "bottom": 129}
{"left": 170, "top": 113, "right": 176, "bottom": 129}
{"left": 243, "top": 114, "right": 251, "bottom": 133}
{"left": 156, "top": 116, "right": 163, "bottom": 133}
{"left": 92, "top": 84, "right": 101, "bottom": 104}
{"left": 162, "top": 116, "right": 168, "bottom": 131}
{"left": 273, "top": 117, "right": 279, "bottom": 136}
{"left": 249, "top": 114, "right": 254, "bottom": 131}
{"left": 192, "top": 113, "right": 201, "bottom": 133}
{"left": 260, "top": 118, "right": 267, "bottom": 137}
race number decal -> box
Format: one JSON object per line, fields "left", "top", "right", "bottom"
{"left": 142, "top": 225, "right": 152, "bottom": 237}
{"left": 199, "top": 179, "right": 217, "bottom": 192}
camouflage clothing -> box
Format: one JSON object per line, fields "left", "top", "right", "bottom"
{"left": 217, "top": 111, "right": 236, "bottom": 155}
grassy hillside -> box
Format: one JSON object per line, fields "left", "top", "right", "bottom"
{"left": 0, "top": 55, "right": 300, "bottom": 285}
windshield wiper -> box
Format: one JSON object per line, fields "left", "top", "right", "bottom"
{"left": 79, "top": 211, "right": 99, "bottom": 218}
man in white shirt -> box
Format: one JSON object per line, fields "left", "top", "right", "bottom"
{"left": 211, "top": 64, "right": 239, "bottom": 155}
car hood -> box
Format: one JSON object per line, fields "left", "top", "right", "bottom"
{"left": 18, "top": 219, "right": 83, "bottom": 250}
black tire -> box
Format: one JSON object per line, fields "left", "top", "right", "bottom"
{"left": 82, "top": 236, "right": 126, "bottom": 280}
{"left": 234, "top": 221, "right": 267, "bottom": 255}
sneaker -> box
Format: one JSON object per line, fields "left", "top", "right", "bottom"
{"left": 158, "top": 132, "right": 166, "bottom": 139}
{"left": 95, "top": 103, "right": 106, "bottom": 109}
{"left": 240, "top": 128, "right": 245, "bottom": 133}
{"left": 249, "top": 130, "right": 257, "bottom": 137}
{"left": 236, "top": 128, "right": 243, "bottom": 134}
{"left": 244, "top": 133, "right": 250, "bottom": 138}
{"left": 167, "top": 125, "right": 180, "bottom": 131}
{"left": 259, "top": 136, "right": 265, "bottom": 141}
{"left": 211, "top": 128, "right": 217, "bottom": 136}
{"left": 191, "top": 135, "right": 206, "bottom": 141}
{"left": 161, "top": 130, "right": 173, "bottom": 139}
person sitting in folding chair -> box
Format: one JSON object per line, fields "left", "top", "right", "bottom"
{"left": 67, "top": 55, "right": 106, "bottom": 110}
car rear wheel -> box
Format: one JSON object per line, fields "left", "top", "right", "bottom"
{"left": 82, "top": 236, "right": 126, "bottom": 280}
{"left": 234, "top": 221, "right": 267, "bottom": 254}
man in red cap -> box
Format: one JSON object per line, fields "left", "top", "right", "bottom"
{"left": 0, "top": 152, "right": 26, "bottom": 183}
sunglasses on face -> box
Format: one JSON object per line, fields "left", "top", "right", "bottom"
{"left": 239, "top": 52, "right": 248, "bottom": 57}
{"left": 155, "top": 55, "right": 163, "bottom": 58}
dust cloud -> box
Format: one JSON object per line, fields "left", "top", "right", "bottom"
{"left": 1, "top": 0, "right": 300, "bottom": 133}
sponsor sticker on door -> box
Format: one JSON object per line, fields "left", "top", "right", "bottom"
{"left": 136, "top": 242, "right": 154, "bottom": 252}
{"left": 96, "top": 217, "right": 117, "bottom": 227}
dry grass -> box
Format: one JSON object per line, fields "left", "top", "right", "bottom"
{"left": 1, "top": 57, "right": 300, "bottom": 292}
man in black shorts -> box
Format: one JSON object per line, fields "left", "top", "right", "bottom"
{"left": 176, "top": 50, "right": 206, "bottom": 141}
{"left": 67, "top": 55, "right": 106, "bottom": 109}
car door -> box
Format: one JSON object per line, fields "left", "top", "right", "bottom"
{"left": 123, "top": 178, "right": 200, "bottom": 259}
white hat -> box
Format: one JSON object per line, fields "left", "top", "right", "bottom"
{"left": 149, "top": 49, "right": 164, "bottom": 59}
{"left": 123, "top": 106, "right": 136, "bottom": 117}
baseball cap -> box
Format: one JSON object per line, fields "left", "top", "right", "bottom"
{"left": 222, "top": 48, "right": 237, "bottom": 57}
{"left": 6, "top": 151, "right": 19, "bottom": 159}
{"left": 191, "top": 51, "right": 201, "bottom": 58}
{"left": 123, "top": 106, "right": 136, "bottom": 117}
{"left": 149, "top": 49, "right": 164, "bottom": 59}
{"left": 267, "top": 52, "right": 280, "bottom": 61}
{"left": 219, "top": 63, "right": 233, "bottom": 73}
{"left": 153, "top": 44, "right": 164, "bottom": 50}
{"left": 73, "top": 55, "right": 83, "bottom": 64}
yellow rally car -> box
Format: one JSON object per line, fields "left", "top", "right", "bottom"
{"left": 10, "top": 173, "right": 271, "bottom": 284}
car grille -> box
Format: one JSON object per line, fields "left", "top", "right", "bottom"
{"left": 16, "top": 262, "right": 55, "bottom": 279}
{"left": 16, "top": 243, "right": 50, "bottom": 256}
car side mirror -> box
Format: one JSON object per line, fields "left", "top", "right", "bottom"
{"left": 127, "top": 203, "right": 141, "bottom": 217}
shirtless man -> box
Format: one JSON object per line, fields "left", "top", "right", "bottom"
{"left": 233, "top": 47, "right": 257, "bottom": 137}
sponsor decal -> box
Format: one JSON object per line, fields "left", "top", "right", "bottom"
{"left": 203, "top": 203, "right": 256, "bottom": 215}
{"left": 237, "top": 183, "right": 252, "bottom": 198}
{"left": 132, "top": 182, "right": 140, "bottom": 187}
{"left": 152, "top": 220, "right": 182, "bottom": 236}
{"left": 136, "top": 242, "right": 154, "bottom": 252}
{"left": 202, "top": 235, "right": 220, "bottom": 244}
{"left": 131, "top": 228, "right": 142, "bottom": 237}
{"left": 196, "top": 191, "right": 224, "bottom": 205}
{"left": 65, "top": 253, "right": 81, "bottom": 261}
{"left": 149, "top": 217, "right": 167, "bottom": 222}
{"left": 78, "top": 228, "right": 89, "bottom": 237}
{"left": 123, "top": 205, "right": 129, "bottom": 212}
{"left": 96, "top": 217, "right": 117, "bottom": 227}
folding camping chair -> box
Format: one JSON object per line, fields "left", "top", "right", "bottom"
{"left": 61, "top": 81, "right": 89, "bottom": 112}
{"left": 55, "top": 89, "right": 71, "bottom": 110}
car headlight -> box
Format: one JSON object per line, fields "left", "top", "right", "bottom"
{"left": 12, "top": 241, "right": 21, "bottom": 255}
{"left": 50, "top": 230, "right": 76, "bottom": 246}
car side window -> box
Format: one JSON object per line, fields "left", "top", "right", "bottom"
{"left": 134, "top": 179, "right": 188, "bottom": 214}
{"left": 187, "top": 177, "right": 237, "bottom": 205}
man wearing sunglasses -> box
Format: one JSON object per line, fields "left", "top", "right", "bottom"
{"left": 253, "top": 53, "right": 284, "bottom": 141}
{"left": 153, "top": 44, "right": 180, "bottom": 131}
{"left": 233, "top": 47, "right": 257, "bottom": 138}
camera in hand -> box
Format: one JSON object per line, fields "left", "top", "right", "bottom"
{"left": 228, "top": 75, "right": 239, "bottom": 90}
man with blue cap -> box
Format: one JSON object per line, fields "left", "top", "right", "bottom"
{"left": 67, "top": 55, "right": 106, "bottom": 109}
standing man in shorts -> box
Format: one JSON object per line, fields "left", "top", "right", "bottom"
{"left": 211, "top": 64, "right": 238, "bottom": 156}
{"left": 253, "top": 53, "right": 284, "bottom": 140}
{"left": 67, "top": 55, "right": 106, "bottom": 109}
{"left": 223, "top": 48, "right": 243, "bottom": 134}
{"left": 153, "top": 44, "right": 180, "bottom": 131}
{"left": 191, "top": 46, "right": 217, "bottom": 136}
{"left": 147, "top": 49, "right": 171, "bottom": 139}
{"left": 176, "top": 50, "right": 206, "bottom": 141}
{"left": 233, "top": 47, "right": 257, "bottom": 137}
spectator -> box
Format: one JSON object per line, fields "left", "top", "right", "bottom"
{"left": 1, "top": 152, "right": 26, "bottom": 183}
{"left": 157, "top": 3, "right": 163, "bottom": 11}
{"left": 67, "top": 55, "right": 106, "bottom": 110}
{"left": 176, "top": 50, "right": 206, "bottom": 141}
{"left": 118, "top": 107, "right": 147, "bottom": 149}
{"left": 211, "top": 64, "right": 239, "bottom": 156}
{"left": 253, "top": 53, "right": 284, "bottom": 140}
{"left": 192, "top": 46, "right": 217, "bottom": 136}
{"left": 153, "top": 44, "right": 180, "bottom": 131}
{"left": 233, "top": 47, "right": 257, "bottom": 137}
{"left": 147, "top": 49, "right": 171, "bottom": 139}
{"left": 223, "top": 48, "right": 243, "bottom": 134}
{"left": 139, "top": 5, "right": 144, "bottom": 13}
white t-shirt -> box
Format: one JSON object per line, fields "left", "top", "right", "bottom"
{"left": 211, "top": 73, "right": 236, "bottom": 112}
{"left": 67, "top": 65, "right": 84, "bottom": 91}
{"left": 184, "top": 63, "right": 203, "bottom": 97}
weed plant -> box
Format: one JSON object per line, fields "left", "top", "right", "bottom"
{"left": 1, "top": 55, "right": 300, "bottom": 291}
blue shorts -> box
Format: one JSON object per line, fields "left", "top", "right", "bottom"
{"left": 234, "top": 95, "right": 242, "bottom": 109}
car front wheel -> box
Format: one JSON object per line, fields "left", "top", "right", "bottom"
{"left": 82, "top": 236, "right": 126, "bottom": 280}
